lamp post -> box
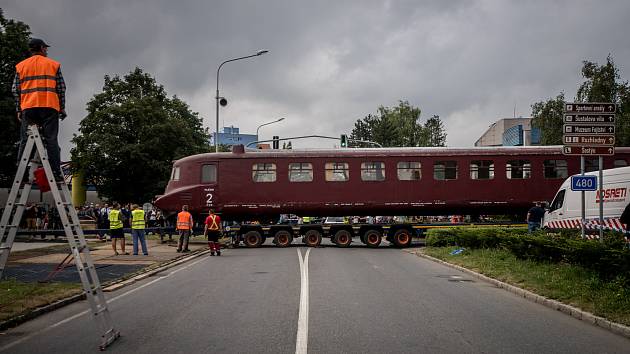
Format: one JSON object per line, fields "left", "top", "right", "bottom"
{"left": 215, "top": 50, "right": 269, "bottom": 152}
{"left": 256, "top": 117, "right": 285, "bottom": 143}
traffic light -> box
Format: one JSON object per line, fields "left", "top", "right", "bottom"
{"left": 340, "top": 134, "right": 348, "bottom": 148}
{"left": 272, "top": 136, "right": 279, "bottom": 149}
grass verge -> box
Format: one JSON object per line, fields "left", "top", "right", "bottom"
{"left": 0, "top": 279, "right": 82, "bottom": 322}
{"left": 422, "top": 246, "right": 630, "bottom": 326}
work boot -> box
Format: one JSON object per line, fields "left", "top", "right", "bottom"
{"left": 217, "top": 251, "right": 221, "bottom": 256}
{"left": 210, "top": 252, "right": 215, "bottom": 256}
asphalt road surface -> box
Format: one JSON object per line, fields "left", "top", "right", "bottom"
{"left": 1, "top": 241, "right": 629, "bottom": 353}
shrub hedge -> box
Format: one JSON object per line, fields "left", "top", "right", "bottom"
{"left": 425, "top": 228, "right": 630, "bottom": 280}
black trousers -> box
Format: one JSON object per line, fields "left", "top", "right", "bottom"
{"left": 17, "top": 108, "right": 61, "bottom": 174}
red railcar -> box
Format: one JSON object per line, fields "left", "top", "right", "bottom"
{"left": 154, "top": 145, "right": 630, "bottom": 219}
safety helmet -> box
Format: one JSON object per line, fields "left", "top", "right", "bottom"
{"left": 28, "top": 38, "right": 50, "bottom": 50}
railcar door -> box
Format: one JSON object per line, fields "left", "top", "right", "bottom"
{"left": 200, "top": 163, "right": 219, "bottom": 211}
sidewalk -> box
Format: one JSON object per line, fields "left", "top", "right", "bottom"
{"left": 3, "top": 239, "right": 208, "bottom": 283}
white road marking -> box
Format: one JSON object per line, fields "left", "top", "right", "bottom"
{"left": 295, "top": 248, "right": 311, "bottom": 354}
{"left": 0, "top": 255, "right": 210, "bottom": 352}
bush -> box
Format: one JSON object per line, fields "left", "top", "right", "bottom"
{"left": 425, "top": 227, "right": 630, "bottom": 280}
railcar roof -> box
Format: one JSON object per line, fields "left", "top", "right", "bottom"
{"left": 174, "top": 145, "right": 630, "bottom": 164}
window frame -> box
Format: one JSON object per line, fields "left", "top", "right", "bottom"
{"left": 201, "top": 164, "right": 217, "bottom": 183}
{"left": 171, "top": 166, "right": 181, "bottom": 181}
{"left": 288, "top": 162, "right": 313, "bottom": 182}
{"left": 361, "top": 161, "right": 386, "bottom": 181}
{"left": 470, "top": 160, "right": 494, "bottom": 180}
{"left": 252, "top": 163, "right": 277, "bottom": 183}
{"left": 433, "top": 160, "right": 458, "bottom": 180}
{"left": 543, "top": 159, "right": 568, "bottom": 179}
{"left": 325, "top": 162, "right": 350, "bottom": 182}
{"left": 506, "top": 160, "right": 531, "bottom": 179}
{"left": 397, "top": 161, "right": 422, "bottom": 181}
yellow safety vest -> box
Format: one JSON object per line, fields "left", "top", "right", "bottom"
{"left": 109, "top": 209, "right": 122, "bottom": 229}
{"left": 131, "top": 209, "right": 145, "bottom": 229}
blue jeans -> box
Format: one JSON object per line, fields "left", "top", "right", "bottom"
{"left": 528, "top": 221, "right": 541, "bottom": 233}
{"left": 132, "top": 229, "right": 148, "bottom": 255}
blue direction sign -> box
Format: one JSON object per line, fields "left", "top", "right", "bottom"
{"left": 571, "top": 175, "right": 598, "bottom": 191}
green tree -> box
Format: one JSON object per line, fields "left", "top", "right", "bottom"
{"left": 71, "top": 67, "right": 210, "bottom": 203}
{"left": 0, "top": 9, "right": 30, "bottom": 186}
{"left": 531, "top": 93, "right": 565, "bottom": 145}
{"left": 350, "top": 100, "right": 446, "bottom": 147}
{"left": 419, "top": 115, "right": 447, "bottom": 147}
{"left": 576, "top": 55, "right": 630, "bottom": 147}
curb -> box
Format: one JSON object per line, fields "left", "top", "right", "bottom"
{"left": 0, "top": 248, "right": 210, "bottom": 331}
{"left": 405, "top": 249, "right": 630, "bottom": 339}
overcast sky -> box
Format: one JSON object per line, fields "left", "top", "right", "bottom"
{"left": 4, "top": 0, "right": 630, "bottom": 157}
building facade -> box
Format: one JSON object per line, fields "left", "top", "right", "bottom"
{"left": 475, "top": 118, "right": 541, "bottom": 147}
{"left": 210, "top": 126, "right": 258, "bottom": 147}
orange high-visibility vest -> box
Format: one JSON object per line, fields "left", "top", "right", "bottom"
{"left": 177, "top": 211, "right": 192, "bottom": 230}
{"left": 207, "top": 214, "right": 220, "bottom": 231}
{"left": 15, "top": 55, "right": 61, "bottom": 111}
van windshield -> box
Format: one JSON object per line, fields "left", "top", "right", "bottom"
{"left": 550, "top": 189, "right": 566, "bottom": 211}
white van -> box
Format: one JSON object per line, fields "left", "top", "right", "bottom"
{"left": 544, "top": 166, "right": 630, "bottom": 232}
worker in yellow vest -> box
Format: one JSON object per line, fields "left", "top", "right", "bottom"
{"left": 131, "top": 204, "right": 148, "bottom": 256}
{"left": 109, "top": 203, "right": 128, "bottom": 255}
{"left": 176, "top": 205, "right": 193, "bottom": 252}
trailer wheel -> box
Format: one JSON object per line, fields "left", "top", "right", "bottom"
{"left": 243, "top": 230, "right": 263, "bottom": 248}
{"left": 274, "top": 230, "right": 293, "bottom": 247}
{"left": 333, "top": 230, "right": 352, "bottom": 247}
{"left": 304, "top": 230, "right": 322, "bottom": 247}
{"left": 392, "top": 229, "right": 412, "bottom": 248}
{"left": 364, "top": 230, "right": 382, "bottom": 248}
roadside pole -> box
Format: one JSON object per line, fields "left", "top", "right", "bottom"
{"left": 581, "top": 156, "right": 585, "bottom": 239}
{"left": 599, "top": 156, "right": 604, "bottom": 242}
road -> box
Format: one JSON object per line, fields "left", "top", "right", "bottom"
{"left": 1, "top": 241, "right": 628, "bottom": 353}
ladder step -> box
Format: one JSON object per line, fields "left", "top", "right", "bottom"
{"left": 1, "top": 246, "right": 12, "bottom": 250}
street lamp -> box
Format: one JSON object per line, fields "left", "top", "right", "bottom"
{"left": 215, "top": 50, "right": 269, "bottom": 152}
{"left": 256, "top": 117, "right": 285, "bottom": 141}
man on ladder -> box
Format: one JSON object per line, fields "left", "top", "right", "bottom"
{"left": 1, "top": 37, "right": 120, "bottom": 350}
{"left": 13, "top": 38, "right": 66, "bottom": 180}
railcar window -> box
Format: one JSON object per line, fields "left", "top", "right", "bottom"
{"left": 361, "top": 162, "right": 385, "bottom": 181}
{"left": 434, "top": 161, "right": 458, "bottom": 180}
{"left": 289, "top": 163, "right": 313, "bottom": 182}
{"left": 550, "top": 189, "right": 565, "bottom": 212}
{"left": 614, "top": 159, "right": 628, "bottom": 168}
{"left": 543, "top": 160, "right": 568, "bottom": 179}
{"left": 506, "top": 160, "right": 531, "bottom": 179}
{"left": 325, "top": 162, "right": 349, "bottom": 181}
{"left": 397, "top": 162, "right": 421, "bottom": 180}
{"left": 201, "top": 164, "right": 217, "bottom": 183}
{"left": 585, "top": 158, "right": 598, "bottom": 172}
{"left": 470, "top": 160, "right": 494, "bottom": 180}
{"left": 252, "top": 163, "right": 276, "bottom": 182}
{"left": 171, "top": 166, "right": 180, "bottom": 181}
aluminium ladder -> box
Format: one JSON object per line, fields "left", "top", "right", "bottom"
{"left": 0, "top": 124, "right": 119, "bottom": 350}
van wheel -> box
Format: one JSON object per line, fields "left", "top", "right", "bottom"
{"left": 304, "top": 230, "right": 322, "bottom": 247}
{"left": 392, "top": 229, "right": 412, "bottom": 248}
{"left": 333, "top": 230, "right": 352, "bottom": 247}
{"left": 243, "top": 231, "right": 263, "bottom": 248}
{"left": 274, "top": 230, "right": 293, "bottom": 247}
{"left": 364, "top": 230, "right": 382, "bottom": 248}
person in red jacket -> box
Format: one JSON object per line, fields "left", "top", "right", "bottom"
{"left": 13, "top": 38, "right": 66, "bottom": 180}
{"left": 204, "top": 210, "right": 222, "bottom": 256}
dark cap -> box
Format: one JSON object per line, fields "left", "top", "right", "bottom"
{"left": 28, "top": 38, "right": 50, "bottom": 49}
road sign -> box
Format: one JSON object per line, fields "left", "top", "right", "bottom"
{"left": 562, "top": 146, "right": 615, "bottom": 155}
{"left": 564, "top": 114, "right": 615, "bottom": 124}
{"left": 563, "top": 135, "right": 615, "bottom": 146}
{"left": 571, "top": 175, "right": 598, "bottom": 191}
{"left": 565, "top": 103, "right": 616, "bottom": 114}
{"left": 563, "top": 125, "right": 615, "bottom": 134}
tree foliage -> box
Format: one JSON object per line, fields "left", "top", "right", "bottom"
{"left": 0, "top": 9, "right": 30, "bottom": 186}
{"left": 532, "top": 55, "right": 630, "bottom": 146}
{"left": 71, "top": 67, "right": 210, "bottom": 203}
{"left": 531, "top": 93, "right": 565, "bottom": 145}
{"left": 349, "top": 100, "right": 446, "bottom": 147}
